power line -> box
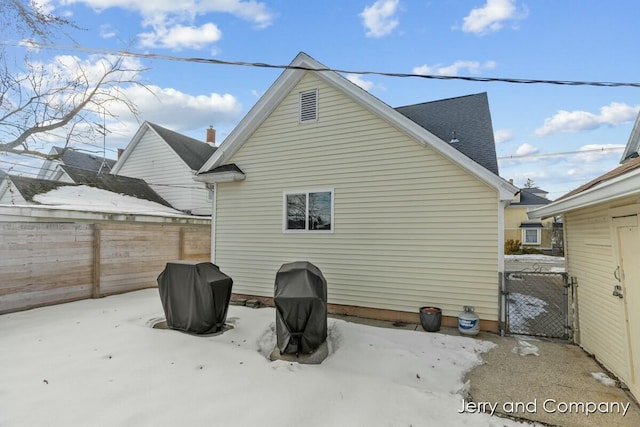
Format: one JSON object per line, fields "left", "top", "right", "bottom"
{"left": 11, "top": 41, "right": 640, "bottom": 89}
{"left": 0, "top": 158, "right": 208, "bottom": 190}
{"left": 498, "top": 146, "right": 624, "bottom": 160}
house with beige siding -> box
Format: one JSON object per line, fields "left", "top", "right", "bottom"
{"left": 504, "top": 187, "right": 557, "bottom": 253}
{"left": 111, "top": 122, "right": 217, "bottom": 215}
{"left": 531, "top": 113, "right": 640, "bottom": 400}
{"left": 196, "top": 53, "right": 517, "bottom": 332}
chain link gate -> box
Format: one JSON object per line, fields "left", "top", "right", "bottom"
{"left": 502, "top": 271, "right": 571, "bottom": 340}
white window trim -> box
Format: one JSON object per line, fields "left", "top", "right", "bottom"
{"left": 522, "top": 228, "right": 541, "bottom": 245}
{"left": 283, "top": 188, "right": 334, "bottom": 233}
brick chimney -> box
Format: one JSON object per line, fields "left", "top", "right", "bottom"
{"left": 206, "top": 126, "right": 216, "bottom": 145}
{"left": 117, "top": 148, "right": 125, "bottom": 159}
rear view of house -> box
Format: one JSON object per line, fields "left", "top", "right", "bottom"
{"left": 197, "top": 53, "right": 516, "bottom": 331}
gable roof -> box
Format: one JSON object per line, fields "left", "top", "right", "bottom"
{"left": 112, "top": 122, "right": 217, "bottom": 174}
{"left": 620, "top": 110, "right": 640, "bottom": 163}
{"left": 51, "top": 146, "right": 116, "bottom": 173}
{"left": 529, "top": 156, "right": 640, "bottom": 219}
{"left": 3, "top": 175, "right": 75, "bottom": 202}
{"left": 510, "top": 187, "right": 552, "bottom": 207}
{"left": 197, "top": 52, "right": 516, "bottom": 200}
{"left": 60, "top": 165, "right": 173, "bottom": 207}
{"left": 395, "top": 93, "right": 499, "bottom": 175}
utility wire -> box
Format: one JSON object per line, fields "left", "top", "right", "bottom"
{"left": 497, "top": 146, "right": 624, "bottom": 160}
{"left": 11, "top": 41, "right": 640, "bottom": 89}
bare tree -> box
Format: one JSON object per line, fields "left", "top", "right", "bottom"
{"left": 0, "top": 0, "right": 147, "bottom": 160}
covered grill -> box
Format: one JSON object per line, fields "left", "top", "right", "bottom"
{"left": 157, "top": 261, "right": 233, "bottom": 334}
{"left": 274, "top": 261, "right": 327, "bottom": 354}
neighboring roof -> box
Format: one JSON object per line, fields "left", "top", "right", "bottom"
{"left": 620, "top": 111, "right": 640, "bottom": 163}
{"left": 197, "top": 52, "right": 517, "bottom": 201}
{"left": 51, "top": 146, "right": 116, "bottom": 173}
{"left": 4, "top": 175, "right": 75, "bottom": 202}
{"left": 395, "top": 93, "right": 499, "bottom": 175}
{"left": 60, "top": 165, "right": 173, "bottom": 208}
{"left": 0, "top": 169, "right": 6, "bottom": 179}
{"left": 32, "top": 185, "right": 184, "bottom": 216}
{"left": 529, "top": 157, "right": 640, "bottom": 219}
{"left": 111, "top": 122, "right": 218, "bottom": 174}
{"left": 510, "top": 187, "right": 552, "bottom": 207}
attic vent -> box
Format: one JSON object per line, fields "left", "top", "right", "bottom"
{"left": 299, "top": 89, "right": 318, "bottom": 123}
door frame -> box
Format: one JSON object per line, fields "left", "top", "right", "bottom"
{"left": 609, "top": 204, "right": 640, "bottom": 397}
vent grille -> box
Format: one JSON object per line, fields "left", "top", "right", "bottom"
{"left": 300, "top": 89, "right": 318, "bottom": 123}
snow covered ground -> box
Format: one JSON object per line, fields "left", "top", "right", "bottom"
{"left": 0, "top": 290, "right": 528, "bottom": 426}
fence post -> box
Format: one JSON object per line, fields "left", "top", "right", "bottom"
{"left": 178, "top": 227, "right": 185, "bottom": 260}
{"left": 92, "top": 224, "right": 101, "bottom": 298}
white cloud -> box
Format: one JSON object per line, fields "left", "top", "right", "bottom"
{"left": 106, "top": 84, "right": 242, "bottom": 133}
{"left": 494, "top": 129, "right": 513, "bottom": 144}
{"left": 360, "top": 0, "right": 400, "bottom": 38}
{"left": 346, "top": 74, "right": 375, "bottom": 91}
{"left": 99, "top": 24, "right": 117, "bottom": 39}
{"left": 515, "top": 143, "right": 539, "bottom": 156}
{"left": 49, "top": 0, "right": 274, "bottom": 50}
{"left": 535, "top": 102, "right": 640, "bottom": 137}
{"left": 461, "top": 0, "right": 527, "bottom": 35}
{"left": 139, "top": 23, "right": 222, "bottom": 50}
{"left": 413, "top": 60, "right": 496, "bottom": 76}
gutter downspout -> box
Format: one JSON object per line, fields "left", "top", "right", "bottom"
{"left": 498, "top": 198, "right": 509, "bottom": 336}
{"left": 211, "top": 183, "right": 217, "bottom": 264}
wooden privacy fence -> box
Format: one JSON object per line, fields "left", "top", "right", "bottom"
{"left": 0, "top": 222, "right": 211, "bottom": 314}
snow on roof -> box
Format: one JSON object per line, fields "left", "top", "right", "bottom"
{"left": 32, "top": 185, "right": 186, "bottom": 217}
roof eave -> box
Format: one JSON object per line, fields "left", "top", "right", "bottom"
{"left": 194, "top": 171, "right": 246, "bottom": 184}
{"left": 529, "top": 168, "right": 640, "bottom": 219}
{"left": 198, "top": 53, "right": 517, "bottom": 200}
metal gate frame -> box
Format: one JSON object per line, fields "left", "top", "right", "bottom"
{"left": 501, "top": 271, "right": 572, "bottom": 340}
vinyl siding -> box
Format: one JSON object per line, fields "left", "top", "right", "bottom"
{"left": 116, "top": 130, "right": 211, "bottom": 215}
{"left": 214, "top": 73, "right": 501, "bottom": 320}
{"left": 564, "top": 197, "right": 637, "bottom": 382}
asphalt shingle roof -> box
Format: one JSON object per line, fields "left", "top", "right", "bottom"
{"left": 61, "top": 165, "right": 173, "bottom": 208}
{"left": 6, "top": 176, "right": 75, "bottom": 202}
{"left": 511, "top": 188, "right": 552, "bottom": 206}
{"left": 147, "top": 123, "right": 217, "bottom": 171}
{"left": 395, "top": 93, "right": 499, "bottom": 175}
{"left": 52, "top": 147, "right": 116, "bottom": 172}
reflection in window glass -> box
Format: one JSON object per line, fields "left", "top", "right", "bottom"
{"left": 284, "top": 190, "right": 333, "bottom": 232}
{"left": 286, "top": 194, "right": 306, "bottom": 230}
{"left": 309, "top": 192, "right": 332, "bottom": 230}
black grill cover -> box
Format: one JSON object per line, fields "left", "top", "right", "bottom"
{"left": 157, "top": 261, "right": 233, "bottom": 334}
{"left": 274, "top": 261, "right": 327, "bottom": 354}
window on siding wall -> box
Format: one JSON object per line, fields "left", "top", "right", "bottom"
{"left": 284, "top": 190, "right": 333, "bottom": 232}
{"left": 523, "top": 228, "right": 541, "bottom": 245}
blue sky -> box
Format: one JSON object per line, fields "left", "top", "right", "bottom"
{"left": 5, "top": 0, "right": 640, "bottom": 199}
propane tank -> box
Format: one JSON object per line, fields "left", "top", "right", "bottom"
{"left": 458, "top": 306, "right": 480, "bottom": 336}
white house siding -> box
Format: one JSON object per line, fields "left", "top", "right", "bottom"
{"left": 116, "top": 130, "right": 212, "bottom": 215}
{"left": 564, "top": 197, "right": 637, "bottom": 382}
{"left": 0, "top": 182, "right": 26, "bottom": 205}
{"left": 214, "top": 73, "right": 501, "bottom": 320}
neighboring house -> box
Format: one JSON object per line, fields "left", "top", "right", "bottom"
{"left": 195, "top": 52, "right": 517, "bottom": 332}
{"left": 111, "top": 122, "right": 217, "bottom": 215}
{"left": 0, "top": 175, "right": 71, "bottom": 205}
{"left": 0, "top": 168, "right": 171, "bottom": 209}
{"left": 530, "top": 112, "right": 640, "bottom": 401}
{"left": 37, "top": 146, "right": 116, "bottom": 181}
{"left": 504, "top": 186, "right": 556, "bottom": 252}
